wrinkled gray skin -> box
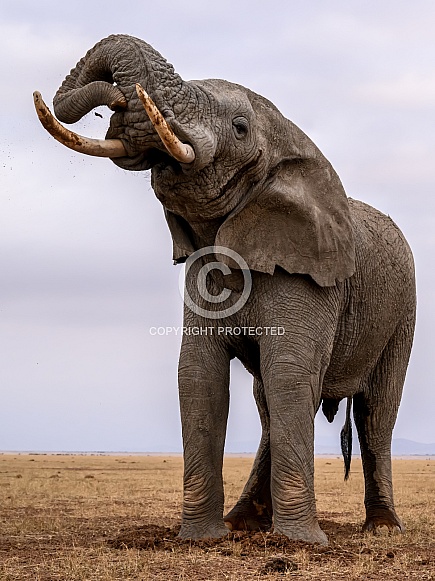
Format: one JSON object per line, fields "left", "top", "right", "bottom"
{"left": 52, "top": 35, "right": 416, "bottom": 545}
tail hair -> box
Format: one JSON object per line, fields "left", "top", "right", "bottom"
{"left": 340, "top": 397, "right": 353, "bottom": 480}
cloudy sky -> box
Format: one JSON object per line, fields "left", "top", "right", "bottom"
{"left": 1, "top": 0, "right": 434, "bottom": 453}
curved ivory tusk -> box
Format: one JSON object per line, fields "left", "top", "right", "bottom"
{"left": 33, "top": 91, "right": 128, "bottom": 158}
{"left": 136, "top": 84, "right": 195, "bottom": 164}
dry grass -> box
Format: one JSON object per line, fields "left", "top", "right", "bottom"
{"left": 0, "top": 453, "right": 433, "bottom": 580}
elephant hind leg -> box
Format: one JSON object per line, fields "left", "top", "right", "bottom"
{"left": 224, "top": 377, "right": 273, "bottom": 532}
{"left": 354, "top": 312, "right": 415, "bottom": 533}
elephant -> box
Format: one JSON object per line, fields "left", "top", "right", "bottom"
{"left": 33, "top": 34, "right": 416, "bottom": 545}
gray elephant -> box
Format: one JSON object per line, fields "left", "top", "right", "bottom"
{"left": 34, "top": 35, "right": 415, "bottom": 545}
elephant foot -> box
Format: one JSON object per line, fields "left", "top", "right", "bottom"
{"left": 274, "top": 519, "right": 328, "bottom": 546}
{"left": 363, "top": 507, "right": 404, "bottom": 534}
{"left": 178, "top": 521, "right": 229, "bottom": 540}
{"left": 224, "top": 498, "right": 272, "bottom": 532}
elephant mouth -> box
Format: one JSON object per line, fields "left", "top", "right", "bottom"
{"left": 110, "top": 146, "right": 187, "bottom": 173}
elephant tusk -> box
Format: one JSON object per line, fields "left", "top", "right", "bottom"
{"left": 33, "top": 91, "right": 128, "bottom": 158}
{"left": 136, "top": 83, "right": 195, "bottom": 164}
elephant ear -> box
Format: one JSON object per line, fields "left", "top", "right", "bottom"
{"left": 164, "top": 209, "right": 195, "bottom": 264}
{"left": 215, "top": 157, "right": 355, "bottom": 287}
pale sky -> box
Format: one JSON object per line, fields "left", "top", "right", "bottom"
{"left": 1, "top": 0, "right": 434, "bottom": 452}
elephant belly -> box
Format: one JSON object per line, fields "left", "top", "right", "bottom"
{"left": 321, "top": 299, "right": 391, "bottom": 397}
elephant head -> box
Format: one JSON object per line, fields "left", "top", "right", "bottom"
{"left": 34, "top": 34, "right": 355, "bottom": 287}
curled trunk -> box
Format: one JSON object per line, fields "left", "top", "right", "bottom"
{"left": 53, "top": 34, "right": 187, "bottom": 124}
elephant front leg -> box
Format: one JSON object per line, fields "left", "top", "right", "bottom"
{"left": 262, "top": 349, "right": 328, "bottom": 545}
{"left": 178, "top": 339, "right": 230, "bottom": 539}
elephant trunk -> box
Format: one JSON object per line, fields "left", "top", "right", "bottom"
{"left": 54, "top": 82, "right": 127, "bottom": 125}
{"left": 53, "top": 34, "right": 185, "bottom": 124}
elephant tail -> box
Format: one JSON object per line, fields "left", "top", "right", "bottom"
{"left": 340, "top": 397, "right": 353, "bottom": 480}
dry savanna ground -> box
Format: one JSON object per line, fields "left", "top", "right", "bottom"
{"left": 0, "top": 454, "right": 433, "bottom": 580}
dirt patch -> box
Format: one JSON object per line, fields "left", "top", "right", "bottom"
{"left": 108, "top": 521, "right": 363, "bottom": 563}
{"left": 109, "top": 523, "right": 310, "bottom": 553}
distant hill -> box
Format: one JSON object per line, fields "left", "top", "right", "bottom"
{"left": 226, "top": 437, "right": 435, "bottom": 456}
{"left": 392, "top": 438, "right": 435, "bottom": 456}
{"left": 315, "top": 438, "right": 435, "bottom": 456}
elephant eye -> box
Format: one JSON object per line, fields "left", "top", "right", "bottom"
{"left": 232, "top": 116, "right": 249, "bottom": 139}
